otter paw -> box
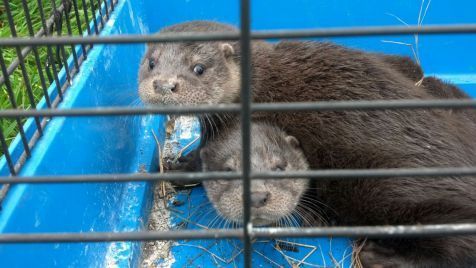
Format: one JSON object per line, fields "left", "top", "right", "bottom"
{"left": 358, "top": 241, "right": 409, "bottom": 268}
{"left": 164, "top": 152, "right": 202, "bottom": 187}
{"left": 164, "top": 151, "right": 201, "bottom": 172}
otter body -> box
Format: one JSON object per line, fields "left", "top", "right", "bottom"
{"left": 139, "top": 21, "right": 476, "bottom": 267}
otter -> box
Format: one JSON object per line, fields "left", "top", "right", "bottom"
{"left": 200, "top": 120, "right": 310, "bottom": 227}
{"left": 138, "top": 21, "right": 476, "bottom": 267}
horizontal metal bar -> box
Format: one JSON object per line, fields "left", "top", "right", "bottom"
{"left": 251, "top": 224, "right": 476, "bottom": 239}
{"left": 254, "top": 167, "right": 476, "bottom": 179}
{"left": 0, "top": 172, "right": 241, "bottom": 184}
{"left": 251, "top": 99, "right": 476, "bottom": 112}
{"left": 0, "top": 229, "right": 243, "bottom": 243}
{"left": 1, "top": 99, "right": 476, "bottom": 118}
{"left": 1, "top": 167, "right": 475, "bottom": 184}
{"left": 0, "top": 105, "right": 240, "bottom": 118}
{"left": 1, "top": 224, "right": 474, "bottom": 243}
{"left": 1, "top": 24, "right": 476, "bottom": 47}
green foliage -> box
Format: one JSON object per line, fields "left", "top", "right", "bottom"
{"left": 1, "top": 0, "right": 99, "bottom": 148}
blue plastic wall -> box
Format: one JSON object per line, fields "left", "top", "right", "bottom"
{"left": 0, "top": 0, "right": 475, "bottom": 267}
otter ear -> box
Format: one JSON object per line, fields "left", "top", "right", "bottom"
{"left": 285, "top": 135, "right": 300, "bottom": 149}
{"left": 220, "top": 43, "right": 235, "bottom": 58}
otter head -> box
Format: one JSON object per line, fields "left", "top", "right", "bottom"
{"left": 138, "top": 21, "right": 241, "bottom": 105}
{"left": 200, "top": 122, "right": 309, "bottom": 226}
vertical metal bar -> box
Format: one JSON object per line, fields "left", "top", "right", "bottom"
{"left": 71, "top": 0, "right": 88, "bottom": 58}
{"left": 239, "top": 0, "right": 252, "bottom": 266}
{"left": 103, "top": 0, "right": 109, "bottom": 19}
{"left": 79, "top": 0, "right": 93, "bottom": 36}
{"left": 20, "top": 0, "right": 52, "bottom": 108}
{"left": 51, "top": 0, "right": 73, "bottom": 85}
{"left": 88, "top": 0, "right": 100, "bottom": 34}
{"left": 0, "top": 126, "right": 16, "bottom": 176}
{"left": 95, "top": 0, "right": 105, "bottom": 28}
{"left": 2, "top": 0, "right": 43, "bottom": 136}
{"left": 0, "top": 50, "right": 31, "bottom": 158}
{"left": 37, "top": 0, "right": 63, "bottom": 100}
{"left": 61, "top": 0, "right": 80, "bottom": 70}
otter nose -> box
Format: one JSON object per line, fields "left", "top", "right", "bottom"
{"left": 251, "top": 191, "right": 270, "bottom": 208}
{"left": 153, "top": 80, "right": 177, "bottom": 94}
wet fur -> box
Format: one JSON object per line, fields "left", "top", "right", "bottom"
{"left": 139, "top": 21, "right": 476, "bottom": 267}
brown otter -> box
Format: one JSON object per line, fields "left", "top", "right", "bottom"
{"left": 200, "top": 120, "right": 310, "bottom": 227}
{"left": 374, "top": 53, "right": 424, "bottom": 82}
{"left": 138, "top": 21, "right": 476, "bottom": 267}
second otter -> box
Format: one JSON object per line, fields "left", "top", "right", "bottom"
{"left": 200, "top": 121, "right": 310, "bottom": 227}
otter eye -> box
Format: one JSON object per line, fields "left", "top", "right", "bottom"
{"left": 193, "top": 64, "right": 205, "bottom": 75}
{"left": 148, "top": 58, "right": 155, "bottom": 70}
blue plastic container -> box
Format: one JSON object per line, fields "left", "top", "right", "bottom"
{"left": 1, "top": 0, "right": 475, "bottom": 267}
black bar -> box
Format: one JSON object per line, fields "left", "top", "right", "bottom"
{"left": 20, "top": 0, "right": 52, "bottom": 108}
{"left": 0, "top": 224, "right": 475, "bottom": 244}
{"left": 96, "top": 0, "right": 105, "bottom": 27}
{"left": 2, "top": 24, "right": 476, "bottom": 47}
{"left": 251, "top": 224, "right": 476, "bottom": 238}
{"left": 37, "top": 0, "right": 63, "bottom": 100}
{"left": 71, "top": 0, "right": 88, "bottom": 57}
{"left": 0, "top": 50, "right": 32, "bottom": 158}
{"left": 0, "top": 105, "right": 240, "bottom": 118}
{"left": 254, "top": 167, "right": 476, "bottom": 179}
{"left": 251, "top": 99, "right": 476, "bottom": 112}
{"left": 88, "top": 0, "right": 100, "bottom": 34}
{"left": 79, "top": 0, "right": 93, "bottom": 35}
{"left": 102, "top": 0, "right": 109, "bottom": 19}
{"left": 0, "top": 172, "right": 241, "bottom": 184}
{"left": 239, "top": 0, "right": 253, "bottom": 266}
{"left": 3, "top": 99, "right": 476, "bottom": 118}
{"left": 62, "top": 0, "right": 80, "bottom": 70}
{"left": 50, "top": 0, "right": 73, "bottom": 85}
{"left": 110, "top": 0, "right": 114, "bottom": 11}
{"left": 0, "top": 229, "right": 243, "bottom": 243}
{"left": 3, "top": 0, "right": 44, "bottom": 135}
{"left": 1, "top": 167, "right": 476, "bottom": 184}
{"left": 0, "top": 127, "right": 16, "bottom": 176}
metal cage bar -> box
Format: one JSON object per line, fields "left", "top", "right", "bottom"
{"left": 239, "top": 0, "right": 253, "bottom": 265}
{"left": 1, "top": 224, "right": 476, "bottom": 243}
{"left": 79, "top": 0, "right": 93, "bottom": 35}
{"left": 20, "top": 0, "right": 52, "bottom": 108}
{"left": 88, "top": 0, "right": 100, "bottom": 34}
{"left": 50, "top": 0, "right": 73, "bottom": 85}
{"left": 1, "top": 167, "right": 476, "bottom": 184}
{"left": 102, "top": 0, "right": 109, "bottom": 19}
{"left": 61, "top": 0, "right": 81, "bottom": 71}
{"left": 0, "top": 128, "right": 16, "bottom": 176}
{"left": 2, "top": 0, "right": 44, "bottom": 136}
{"left": 0, "top": 1, "right": 67, "bottom": 87}
{"left": 71, "top": 0, "right": 89, "bottom": 57}
{"left": 0, "top": 51, "right": 32, "bottom": 158}
{"left": 95, "top": 0, "right": 105, "bottom": 26}
{"left": 37, "top": 0, "right": 64, "bottom": 100}
{"left": 2, "top": 99, "right": 476, "bottom": 118}
{"left": 2, "top": 24, "right": 476, "bottom": 47}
